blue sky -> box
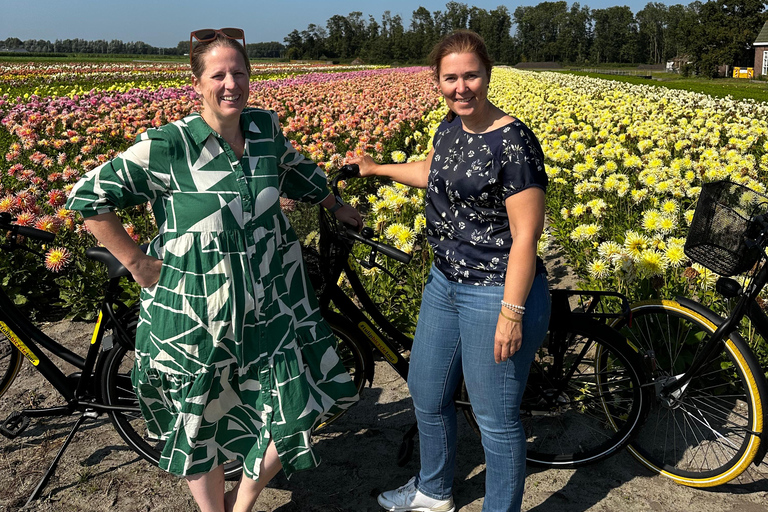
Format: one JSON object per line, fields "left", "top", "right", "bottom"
{"left": 2, "top": 0, "right": 684, "bottom": 47}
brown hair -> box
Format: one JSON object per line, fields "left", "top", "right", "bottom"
{"left": 190, "top": 36, "right": 251, "bottom": 79}
{"left": 428, "top": 30, "right": 493, "bottom": 82}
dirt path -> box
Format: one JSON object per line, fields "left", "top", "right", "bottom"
{"left": 2, "top": 246, "right": 768, "bottom": 511}
{"left": 2, "top": 321, "right": 768, "bottom": 511}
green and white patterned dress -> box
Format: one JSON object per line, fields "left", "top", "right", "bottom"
{"left": 66, "top": 108, "right": 358, "bottom": 478}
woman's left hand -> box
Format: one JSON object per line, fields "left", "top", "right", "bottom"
{"left": 495, "top": 313, "right": 523, "bottom": 363}
{"left": 334, "top": 204, "right": 363, "bottom": 231}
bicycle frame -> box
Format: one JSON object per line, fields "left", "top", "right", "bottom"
{"left": 0, "top": 276, "right": 129, "bottom": 413}
{"left": 528, "top": 289, "right": 632, "bottom": 394}
{"left": 322, "top": 268, "right": 412, "bottom": 380}
{"left": 661, "top": 260, "right": 768, "bottom": 398}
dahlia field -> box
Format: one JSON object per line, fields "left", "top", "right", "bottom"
{"left": 2, "top": 61, "right": 767, "bottom": 327}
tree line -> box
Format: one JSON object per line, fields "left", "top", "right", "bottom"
{"left": 283, "top": 0, "right": 766, "bottom": 77}
{"left": 2, "top": 0, "right": 766, "bottom": 77}
{"left": 0, "top": 37, "right": 286, "bottom": 59}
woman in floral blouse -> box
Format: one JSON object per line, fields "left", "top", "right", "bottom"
{"left": 67, "top": 29, "right": 361, "bottom": 512}
{"left": 350, "top": 30, "right": 551, "bottom": 512}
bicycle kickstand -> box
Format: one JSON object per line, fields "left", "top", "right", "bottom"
{"left": 26, "top": 411, "right": 95, "bottom": 505}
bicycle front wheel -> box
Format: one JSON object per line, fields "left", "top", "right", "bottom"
{"left": 523, "top": 317, "right": 647, "bottom": 467}
{"left": 314, "top": 320, "right": 369, "bottom": 430}
{"left": 101, "top": 343, "right": 243, "bottom": 480}
{"left": 613, "top": 300, "right": 765, "bottom": 487}
{"left": 0, "top": 332, "right": 22, "bottom": 400}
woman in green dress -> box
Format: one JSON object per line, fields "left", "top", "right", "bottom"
{"left": 66, "top": 28, "right": 361, "bottom": 512}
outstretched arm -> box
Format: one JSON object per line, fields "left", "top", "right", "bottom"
{"left": 347, "top": 148, "right": 434, "bottom": 189}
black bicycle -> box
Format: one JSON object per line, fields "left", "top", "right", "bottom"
{"left": 612, "top": 180, "right": 768, "bottom": 487}
{"left": 0, "top": 213, "right": 241, "bottom": 504}
{"left": 306, "top": 164, "right": 649, "bottom": 468}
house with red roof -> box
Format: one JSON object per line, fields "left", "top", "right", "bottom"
{"left": 755, "top": 20, "right": 768, "bottom": 77}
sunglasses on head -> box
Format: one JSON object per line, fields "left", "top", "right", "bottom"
{"left": 189, "top": 28, "right": 246, "bottom": 58}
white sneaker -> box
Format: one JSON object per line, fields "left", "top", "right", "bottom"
{"left": 377, "top": 477, "right": 456, "bottom": 512}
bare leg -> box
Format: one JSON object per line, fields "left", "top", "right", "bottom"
{"left": 224, "top": 441, "right": 283, "bottom": 512}
{"left": 186, "top": 464, "right": 226, "bottom": 512}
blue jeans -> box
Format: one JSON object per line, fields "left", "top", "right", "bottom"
{"left": 409, "top": 265, "right": 550, "bottom": 512}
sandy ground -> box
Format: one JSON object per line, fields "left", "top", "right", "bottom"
{"left": 2, "top": 320, "right": 768, "bottom": 512}
{"left": 2, "top": 244, "right": 768, "bottom": 511}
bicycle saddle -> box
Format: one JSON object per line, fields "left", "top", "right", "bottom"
{"left": 85, "top": 244, "right": 149, "bottom": 280}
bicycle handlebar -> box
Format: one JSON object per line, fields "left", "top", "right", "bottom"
{"left": 16, "top": 225, "right": 55, "bottom": 243}
{"left": 338, "top": 163, "right": 361, "bottom": 180}
{"left": 327, "top": 163, "right": 413, "bottom": 265}
{"left": 0, "top": 213, "right": 55, "bottom": 243}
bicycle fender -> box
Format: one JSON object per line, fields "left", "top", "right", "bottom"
{"left": 673, "top": 296, "right": 741, "bottom": 332}
{"left": 673, "top": 296, "right": 768, "bottom": 465}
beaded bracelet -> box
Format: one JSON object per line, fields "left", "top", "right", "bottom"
{"left": 501, "top": 300, "right": 525, "bottom": 315}
{"left": 499, "top": 308, "right": 522, "bottom": 323}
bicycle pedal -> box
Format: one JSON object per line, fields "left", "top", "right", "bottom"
{"left": 0, "top": 411, "right": 30, "bottom": 439}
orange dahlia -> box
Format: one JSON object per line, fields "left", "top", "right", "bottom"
{"left": 44, "top": 247, "right": 72, "bottom": 273}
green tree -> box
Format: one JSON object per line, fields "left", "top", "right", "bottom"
{"left": 560, "top": 3, "right": 592, "bottom": 63}
{"left": 408, "top": 6, "right": 439, "bottom": 59}
{"left": 592, "top": 6, "right": 639, "bottom": 63}
{"left": 513, "top": 2, "right": 569, "bottom": 62}
{"left": 539, "top": 1, "right": 568, "bottom": 61}
{"left": 247, "top": 42, "right": 286, "bottom": 59}
{"left": 440, "top": 1, "right": 471, "bottom": 33}
{"left": 283, "top": 29, "right": 303, "bottom": 58}
{"left": 636, "top": 2, "right": 669, "bottom": 64}
{"left": 665, "top": 3, "right": 697, "bottom": 62}
{"left": 301, "top": 24, "right": 327, "bottom": 60}
{"left": 468, "top": 6, "right": 514, "bottom": 64}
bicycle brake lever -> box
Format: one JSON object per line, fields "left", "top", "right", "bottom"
{"left": 359, "top": 247, "right": 398, "bottom": 280}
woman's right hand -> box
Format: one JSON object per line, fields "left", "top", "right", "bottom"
{"left": 129, "top": 254, "right": 163, "bottom": 288}
{"left": 346, "top": 154, "right": 378, "bottom": 177}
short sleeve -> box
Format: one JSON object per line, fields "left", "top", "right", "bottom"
{"left": 65, "top": 130, "right": 171, "bottom": 218}
{"left": 431, "top": 113, "right": 461, "bottom": 148}
{"left": 499, "top": 123, "right": 548, "bottom": 199}
{"left": 270, "top": 111, "right": 330, "bottom": 204}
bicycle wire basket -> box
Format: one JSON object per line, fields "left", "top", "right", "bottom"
{"left": 684, "top": 180, "right": 768, "bottom": 277}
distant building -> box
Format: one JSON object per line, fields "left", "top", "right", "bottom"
{"left": 666, "top": 55, "right": 690, "bottom": 73}
{"left": 755, "top": 20, "right": 768, "bottom": 77}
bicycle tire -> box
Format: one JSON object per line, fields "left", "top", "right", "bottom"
{"left": 612, "top": 300, "right": 764, "bottom": 487}
{"left": 460, "top": 317, "right": 647, "bottom": 467}
{"left": 0, "top": 332, "right": 22, "bottom": 399}
{"left": 101, "top": 343, "right": 243, "bottom": 480}
{"left": 315, "top": 320, "right": 369, "bottom": 429}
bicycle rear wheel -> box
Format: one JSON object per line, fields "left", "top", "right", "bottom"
{"left": 521, "top": 317, "right": 647, "bottom": 467}
{"left": 613, "top": 300, "right": 764, "bottom": 487}
{"left": 0, "top": 332, "right": 22, "bottom": 400}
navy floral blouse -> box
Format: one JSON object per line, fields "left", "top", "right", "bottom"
{"left": 425, "top": 115, "right": 548, "bottom": 285}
